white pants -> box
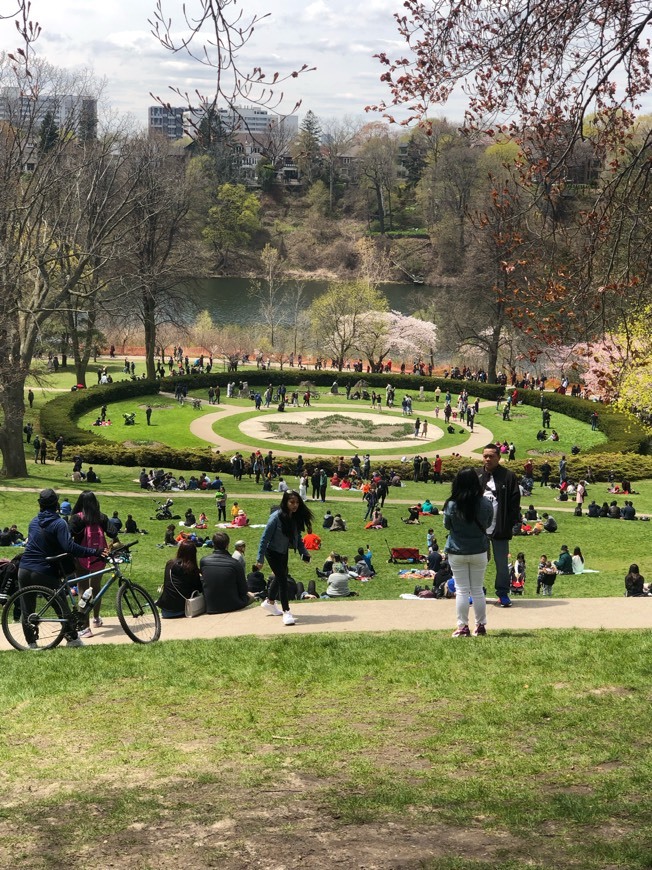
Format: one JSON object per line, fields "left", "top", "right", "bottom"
{"left": 449, "top": 552, "right": 488, "bottom": 627}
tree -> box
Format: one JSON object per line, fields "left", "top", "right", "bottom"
{"left": 372, "top": 0, "right": 652, "bottom": 349}
{"left": 248, "top": 245, "right": 287, "bottom": 347}
{"left": 355, "top": 311, "right": 438, "bottom": 370}
{"left": 117, "top": 134, "right": 193, "bottom": 380}
{"left": 293, "top": 110, "right": 323, "bottom": 185}
{"left": 203, "top": 183, "right": 260, "bottom": 270}
{"left": 38, "top": 111, "right": 59, "bottom": 153}
{"left": 321, "top": 117, "right": 359, "bottom": 212}
{"left": 308, "top": 282, "right": 388, "bottom": 370}
{"left": 0, "top": 46, "right": 145, "bottom": 474}
{"left": 357, "top": 125, "right": 399, "bottom": 234}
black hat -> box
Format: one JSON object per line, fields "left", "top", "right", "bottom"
{"left": 39, "top": 488, "right": 59, "bottom": 509}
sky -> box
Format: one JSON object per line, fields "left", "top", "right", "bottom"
{"left": 0, "top": 0, "right": 468, "bottom": 130}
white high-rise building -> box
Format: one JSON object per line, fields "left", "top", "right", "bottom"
{"left": 191, "top": 104, "right": 298, "bottom": 136}
{"left": 0, "top": 87, "right": 97, "bottom": 137}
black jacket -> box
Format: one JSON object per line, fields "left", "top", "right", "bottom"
{"left": 200, "top": 550, "right": 250, "bottom": 614}
{"left": 477, "top": 464, "right": 521, "bottom": 540}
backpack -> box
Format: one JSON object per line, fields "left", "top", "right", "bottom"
{"left": 76, "top": 514, "right": 106, "bottom": 573}
{"left": 0, "top": 554, "right": 21, "bottom": 601}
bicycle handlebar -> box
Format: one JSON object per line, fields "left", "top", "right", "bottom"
{"left": 109, "top": 540, "right": 139, "bottom": 557}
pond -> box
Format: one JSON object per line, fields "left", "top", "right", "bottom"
{"left": 191, "top": 277, "right": 438, "bottom": 325}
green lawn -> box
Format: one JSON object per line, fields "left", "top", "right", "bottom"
{"left": 1, "top": 631, "right": 651, "bottom": 868}
{"left": 2, "top": 474, "right": 651, "bottom": 604}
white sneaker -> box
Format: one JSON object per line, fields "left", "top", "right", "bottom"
{"left": 66, "top": 637, "right": 85, "bottom": 648}
{"left": 261, "top": 600, "right": 282, "bottom": 616}
{"left": 282, "top": 610, "right": 296, "bottom": 626}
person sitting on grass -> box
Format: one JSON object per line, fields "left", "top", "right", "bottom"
{"left": 156, "top": 540, "right": 203, "bottom": 618}
{"left": 607, "top": 500, "right": 621, "bottom": 519}
{"left": 587, "top": 500, "right": 600, "bottom": 518}
{"left": 421, "top": 498, "right": 434, "bottom": 514}
{"left": 624, "top": 564, "right": 651, "bottom": 597}
{"left": 184, "top": 508, "right": 196, "bottom": 528}
{"left": 356, "top": 546, "right": 376, "bottom": 576}
{"left": 329, "top": 513, "right": 347, "bottom": 532}
{"left": 404, "top": 504, "right": 422, "bottom": 524}
{"left": 369, "top": 508, "right": 385, "bottom": 529}
{"left": 232, "top": 508, "right": 249, "bottom": 527}
{"left": 322, "top": 557, "right": 359, "bottom": 598}
{"left": 163, "top": 524, "right": 177, "bottom": 546}
{"left": 554, "top": 545, "right": 573, "bottom": 574}
{"left": 621, "top": 500, "right": 637, "bottom": 520}
{"left": 525, "top": 504, "right": 539, "bottom": 521}
{"left": 125, "top": 514, "right": 146, "bottom": 535}
{"left": 599, "top": 501, "right": 610, "bottom": 518}
{"left": 572, "top": 547, "right": 585, "bottom": 574}
{"left": 542, "top": 513, "right": 557, "bottom": 533}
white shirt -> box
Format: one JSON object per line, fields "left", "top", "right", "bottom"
{"left": 482, "top": 473, "right": 499, "bottom": 536}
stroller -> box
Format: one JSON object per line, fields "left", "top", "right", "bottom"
{"left": 152, "top": 498, "right": 179, "bottom": 521}
{"left": 123, "top": 412, "right": 136, "bottom": 426}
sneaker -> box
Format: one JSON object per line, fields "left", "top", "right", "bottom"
{"left": 92, "top": 617, "right": 103, "bottom": 627}
{"left": 79, "top": 627, "right": 94, "bottom": 638}
{"left": 66, "top": 637, "right": 85, "bottom": 648}
{"left": 27, "top": 642, "right": 40, "bottom": 650}
{"left": 282, "top": 610, "right": 296, "bottom": 626}
{"left": 473, "top": 623, "right": 487, "bottom": 636}
{"left": 452, "top": 625, "right": 470, "bottom": 637}
{"left": 261, "top": 600, "right": 283, "bottom": 617}
{"left": 498, "top": 595, "right": 512, "bottom": 607}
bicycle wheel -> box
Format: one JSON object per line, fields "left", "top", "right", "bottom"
{"left": 2, "top": 585, "right": 67, "bottom": 651}
{"left": 116, "top": 582, "right": 161, "bottom": 644}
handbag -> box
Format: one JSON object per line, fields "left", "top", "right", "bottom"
{"left": 185, "top": 590, "right": 206, "bottom": 618}
{"left": 169, "top": 568, "right": 206, "bottom": 617}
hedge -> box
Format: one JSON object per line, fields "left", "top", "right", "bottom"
{"left": 40, "top": 370, "right": 651, "bottom": 476}
{"left": 516, "top": 389, "right": 650, "bottom": 455}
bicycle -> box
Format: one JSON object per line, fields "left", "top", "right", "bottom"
{"left": 1, "top": 541, "right": 161, "bottom": 651}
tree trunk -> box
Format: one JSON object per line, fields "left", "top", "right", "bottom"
{"left": 0, "top": 378, "right": 28, "bottom": 477}
{"left": 143, "top": 289, "right": 157, "bottom": 380}
{"left": 375, "top": 184, "right": 386, "bottom": 234}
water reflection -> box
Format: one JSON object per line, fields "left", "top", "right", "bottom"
{"left": 191, "top": 277, "right": 435, "bottom": 325}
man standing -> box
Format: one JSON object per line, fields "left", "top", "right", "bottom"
{"left": 433, "top": 455, "right": 443, "bottom": 484}
{"left": 55, "top": 435, "right": 64, "bottom": 462}
{"left": 145, "top": 405, "right": 152, "bottom": 426}
{"left": 28, "top": 389, "right": 34, "bottom": 409}
{"left": 477, "top": 443, "right": 521, "bottom": 607}
{"left": 559, "top": 455, "right": 567, "bottom": 486}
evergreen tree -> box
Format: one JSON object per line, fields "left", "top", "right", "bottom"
{"left": 293, "top": 110, "right": 323, "bottom": 185}
{"left": 38, "top": 111, "right": 59, "bottom": 153}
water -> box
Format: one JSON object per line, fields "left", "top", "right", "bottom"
{"left": 190, "top": 277, "right": 436, "bottom": 325}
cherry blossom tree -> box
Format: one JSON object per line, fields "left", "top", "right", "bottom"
{"left": 355, "top": 311, "right": 438, "bottom": 370}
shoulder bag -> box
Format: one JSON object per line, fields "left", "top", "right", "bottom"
{"left": 169, "top": 569, "right": 206, "bottom": 618}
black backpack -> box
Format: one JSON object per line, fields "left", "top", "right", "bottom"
{"left": 0, "top": 553, "right": 22, "bottom": 601}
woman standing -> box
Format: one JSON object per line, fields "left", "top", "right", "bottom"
{"left": 157, "top": 540, "right": 203, "bottom": 618}
{"left": 255, "top": 490, "right": 313, "bottom": 625}
{"left": 443, "top": 468, "right": 493, "bottom": 637}
{"left": 70, "top": 490, "right": 119, "bottom": 636}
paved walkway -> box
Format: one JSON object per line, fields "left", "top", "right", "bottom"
{"left": 2, "top": 598, "right": 649, "bottom": 651}
{"left": 186, "top": 399, "right": 493, "bottom": 460}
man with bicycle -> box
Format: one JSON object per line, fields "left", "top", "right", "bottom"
{"left": 18, "top": 489, "right": 108, "bottom": 648}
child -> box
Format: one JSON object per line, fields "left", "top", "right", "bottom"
{"left": 163, "top": 524, "right": 176, "bottom": 546}
{"left": 540, "top": 561, "right": 557, "bottom": 596}
{"left": 426, "top": 528, "right": 437, "bottom": 552}
{"left": 510, "top": 552, "right": 526, "bottom": 594}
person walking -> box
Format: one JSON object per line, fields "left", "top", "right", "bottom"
{"left": 39, "top": 437, "right": 47, "bottom": 464}
{"left": 28, "top": 388, "right": 34, "bottom": 409}
{"left": 444, "top": 468, "right": 493, "bottom": 637}
{"left": 32, "top": 434, "right": 40, "bottom": 462}
{"left": 422, "top": 420, "right": 428, "bottom": 439}
{"left": 255, "top": 490, "right": 313, "bottom": 625}
{"left": 477, "top": 443, "right": 521, "bottom": 607}
{"left": 145, "top": 405, "right": 152, "bottom": 426}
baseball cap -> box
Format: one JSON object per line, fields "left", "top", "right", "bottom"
{"left": 39, "top": 488, "right": 59, "bottom": 509}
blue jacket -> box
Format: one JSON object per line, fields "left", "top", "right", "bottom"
{"left": 257, "top": 510, "right": 308, "bottom": 563}
{"left": 443, "top": 497, "right": 493, "bottom": 556}
{"left": 21, "top": 510, "right": 99, "bottom": 577}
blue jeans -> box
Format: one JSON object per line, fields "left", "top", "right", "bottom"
{"left": 489, "top": 538, "right": 511, "bottom": 597}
